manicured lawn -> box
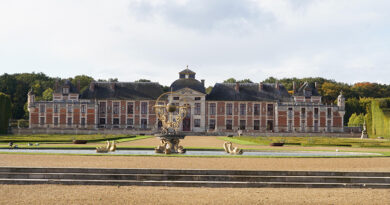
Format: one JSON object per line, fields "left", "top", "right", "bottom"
{"left": 219, "top": 136, "right": 390, "bottom": 148}
{"left": 0, "top": 134, "right": 153, "bottom": 144}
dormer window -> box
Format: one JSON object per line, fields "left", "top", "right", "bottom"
{"left": 180, "top": 74, "right": 185, "bottom": 79}
{"left": 63, "top": 87, "right": 69, "bottom": 94}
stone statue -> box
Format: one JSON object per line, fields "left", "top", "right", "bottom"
{"left": 96, "top": 141, "right": 117, "bottom": 153}
{"left": 223, "top": 142, "right": 243, "bottom": 155}
{"left": 361, "top": 120, "right": 368, "bottom": 139}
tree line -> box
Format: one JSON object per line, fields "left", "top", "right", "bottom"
{"left": 2, "top": 72, "right": 390, "bottom": 126}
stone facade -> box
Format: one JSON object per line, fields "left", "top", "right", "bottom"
{"left": 28, "top": 69, "right": 345, "bottom": 133}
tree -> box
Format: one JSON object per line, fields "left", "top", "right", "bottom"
{"left": 135, "top": 79, "right": 151, "bottom": 82}
{"left": 42, "top": 88, "right": 54, "bottom": 101}
{"left": 348, "top": 113, "right": 357, "bottom": 127}
{"left": 223, "top": 78, "right": 236, "bottom": 83}
{"left": 0, "top": 92, "right": 12, "bottom": 134}
{"left": 237, "top": 79, "right": 253, "bottom": 83}
{"left": 206, "top": 86, "right": 213, "bottom": 94}
{"left": 71, "top": 75, "right": 94, "bottom": 93}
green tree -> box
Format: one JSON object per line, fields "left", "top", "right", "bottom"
{"left": 206, "top": 86, "right": 213, "bottom": 94}
{"left": 348, "top": 113, "right": 357, "bottom": 127}
{"left": 0, "top": 92, "right": 12, "bottom": 134}
{"left": 135, "top": 79, "right": 151, "bottom": 82}
{"left": 223, "top": 78, "right": 236, "bottom": 83}
{"left": 237, "top": 79, "right": 253, "bottom": 83}
{"left": 42, "top": 88, "right": 54, "bottom": 101}
{"left": 71, "top": 75, "right": 94, "bottom": 93}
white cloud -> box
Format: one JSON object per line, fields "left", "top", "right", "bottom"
{"left": 0, "top": 0, "right": 389, "bottom": 87}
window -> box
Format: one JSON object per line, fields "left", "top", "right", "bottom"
{"left": 54, "top": 117, "right": 58, "bottom": 126}
{"left": 40, "top": 105, "right": 45, "bottom": 113}
{"left": 81, "top": 105, "right": 86, "bottom": 113}
{"left": 62, "top": 87, "right": 69, "bottom": 94}
{"left": 314, "top": 120, "right": 319, "bottom": 132}
{"left": 327, "top": 108, "right": 332, "bottom": 118}
{"left": 288, "top": 108, "right": 293, "bottom": 118}
{"left": 301, "top": 108, "right": 306, "bottom": 118}
{"left": 113, "top": 118, "right": 119, "bottom": 128}
{"left": 99, "top": 102, "right": 106, "bottom": 114}
{"left": 127, "top": 102, "right": 133, "bottom": 114}
{"left": 54, "top": 104, "right": 58, "bottom": 113}
{"left": 327, "top": 120, "right": 332, "bottom": 131}
{"left": 226, "top": 103, "right": 232, "bottom": 115}
{"left": 141, "top": 102, "right": 148, "bottom": 114}
{"left": 240, "top": 104, "right": 246, "bottom": 115}
{"left": 67, "top": 117, "right": 72, "bottom": 126}
{"left": 254, "top": 120, "right": 260, "bottom": 130}
{"left": 39, "top": 117, "right": 45, "bottom": 125}
{"left": 67, "top": 105, "right": 72, "bottom": 113}
{"left": 127, "top": 119, "right": 133, "bottom": 128}
{"left": 314, "top": 108, "right": 319, "bottom": 118}
{"left": 209, "top": 119, "right": 215, "bottom": 129}
{"left": 194, "top": 103, "right": 201, "bottom": 115}
{"left": 195, "top": 97, "right": 201, "bottom": 101}
{"left": 254, "top": 104, "right": 260, "bottom": 115}
{"left": 173, "top": 97, "right": 180, "bottom": 100}
{"left": 113, "top": 102, "right": 119, "bottom": 114}
{"left": 240, "top": 120, "right": 246, "bottom": 130}
{"left": 288, "top": 120, "right": 292, "bottom": 132}
{"left": 81, "top": 118, "right": 85, "bottom": 126}
{"left": 194, "top": 119, "right": 201, "bottom": 127}
{"left": 209, "top": 103, "right": 216, "bottom": 115}
{"left": 141, "top": 119, "right": 147, "bottom": 129}
{"left": 226, "top": 120, "right": 232, "bottom": 130}
{"left": 99, "top": 118, "right": 106, "bottom": 125}
{"left": 301, "top": 120, "right": 305, "bottom": 132}
{"left": 267, "top": 104, "right": 273, "bottom": 116}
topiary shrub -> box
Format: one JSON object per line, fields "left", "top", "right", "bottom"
{"left": 0, "top": 93, "right": 12, "bottom": 134}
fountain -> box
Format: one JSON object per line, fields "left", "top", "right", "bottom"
{"left": 154, "top": 91, "right": 190, "bottom": 154}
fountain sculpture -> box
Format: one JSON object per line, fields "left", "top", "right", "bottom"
{"left": 223, "top": 142, "right": 243, "bottom": 155}
{"left": 96, "top": 141, "right": 117, "bottom": 153}
{"left": 154, "top": 91, "right": 190, "bottom": 154}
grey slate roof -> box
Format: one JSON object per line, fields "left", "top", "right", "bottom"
{"left": 80, "top": 82, "right": 164, "bottom": 100}
{"left": 170, "top": 78, "right": 206, "bottom": 94}
{"left": 179, "top": 68, "right": 196, "bottom": 75}
{"left": 295, "top": 82, "right": 320, "bottom": 97}
{"left": 206, "top": 83, "right": 291, "bottom": 101}
{"left": 54, "top": 80, "right": 78, "bottom": 93}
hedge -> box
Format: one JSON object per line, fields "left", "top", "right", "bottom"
{"left": 0, "top": 92, "right": 12, "bottom": 134}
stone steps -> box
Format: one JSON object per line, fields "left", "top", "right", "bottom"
{"left": 0, "top": 167, "right": 389, "bottom": 188}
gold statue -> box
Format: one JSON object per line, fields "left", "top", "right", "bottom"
{"left": 154, "top": 91, "right": 190, "bottom": 154}
{"left": 223, "top": 142, "right": 243, "bottom": 155}
{"left": 96, "top": 141, "right": 117, "bottom": 153}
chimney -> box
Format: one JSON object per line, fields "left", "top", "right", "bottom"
{"left": 201, "top": 79, "right": 205, "bottom": 87}
{"left": 110, "top": 83, "right": 115, "bottom": 91}
{"left": 275, "top": 81, "right": 280, "bottom": 90}
{"left": 293, "top": 82, "right": 296, "bottom": 93}
{"left": 89, "top": 82, "right": 95, "bottom": 92}
{"left": 259, "top": 82, "right": 264, "bottom": 92}
{"left": 235, "top": 82, "right": 240, "bottom": 92}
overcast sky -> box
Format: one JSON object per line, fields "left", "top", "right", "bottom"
{"left": 1, "top": 0, "right": 389, "bottom": 86}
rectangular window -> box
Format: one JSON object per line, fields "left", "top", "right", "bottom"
{"left": 209, "top": 119, "right": 215, "bottom": 129}
{"left": 314, "top": 120, "right": 319, "bottom": 132}
{"left": 40, "top": 105, "right": 45, "bottom": 113}
{"left": 194, "top": 119, "right": 200, "bottom": 127}
{"left": 209, "top": 103, "right": 216, "bottom": 115}
{"left": 67, "top": 105, "right": 72, "bottom": 113}
{"left": 113, "top": 102, "right": 119, "bottom": 114}
{"left": 128, "top": 119, "right": 134, "bottom": 128}
{"left": 54, "top": 117, "right": 58, "bottom": 126}
{"left": 301, "top": 120, "right": 305, "bottom": 132}
{"left": 173, "top": 97, "right": 179, "bottom": 100}
{"left": 39, "top": 117, "right": 45, "bottom": 125}
{"left": 141, "top": 102, "right": 148, "bottom": 114}
{"left": 54, "top": 104, "right": 58, "bottom": 113}
{"left": 195, "top": 97, "right": 201, "bottom": 101}
{"left": 327, "top": 120, "right": 332, "bottom": 131}
{"left": 141, "top": 119, "right": 147, "bottom": 129}
{"left": 267, "top": 104, "right": 273, "bottom": 116}
{"left": 113, "top": 118, "right": 119, "bottom": 128}
{"left": 62, "top": 87, "right": 69, "bottom": 94}
{"left": 288, "top": 108, "right": 293, "bottom": 118}
{"left": 288, "top": 120, "right": 292, "bottom": 132}
{"left": 194, "top": 103, "right": 201, "bottom": 115}
{"left": 254, "top": 104, "right": 260, "bottom": 115}
{"left": 254, "top": 120, "right": 260, "bottom": 130}
{"left": 301, "top": 108, "right": 306, "bottom": 118}
{"left": 67, "top": 117, "right": 72, "bottom": 126}
{"left": 127, "top": 102, "right": 133, "bottom": 114}
{"left": 240, "top": 104, "right": 246, "bottom": 115}
{"left": 226, "top": 120, "right": 232, "bottom": 130}
{"left": 226, "top": 103, "right": 232, "bottom": 115}
{"left": 81, "top": 118, "right": 85, "bottom": 126}
{"left": 99, "top": 102, "right": 106, "bottom": 114}
{"left": 314, "top": 108, "right": 319, "bottom": 116}
{"left": 240, "top": 120, "right": 246, "bottom": 130}
{"left": 327, "top": 108, "right": 332, "bottom": 118}
{"left": 81, "top": 105, "right": 86, "bottom": 113}
{"left": 99, "top": 118, "right": 106, "bottom": 125}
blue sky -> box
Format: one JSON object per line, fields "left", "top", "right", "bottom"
{"left": 0, "top": 0, "right": 389, "bottom": 86}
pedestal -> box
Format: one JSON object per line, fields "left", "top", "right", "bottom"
{"left": 154, "top": 133, "right": 186, "bottom": 154}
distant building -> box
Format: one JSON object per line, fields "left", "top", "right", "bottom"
{"left": 27, "top": 68, "right": 345, "bottom": 133}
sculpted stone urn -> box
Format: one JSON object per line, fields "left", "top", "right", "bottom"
{"left": 154, "top": 91, "right": 190, "bottom": 154}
